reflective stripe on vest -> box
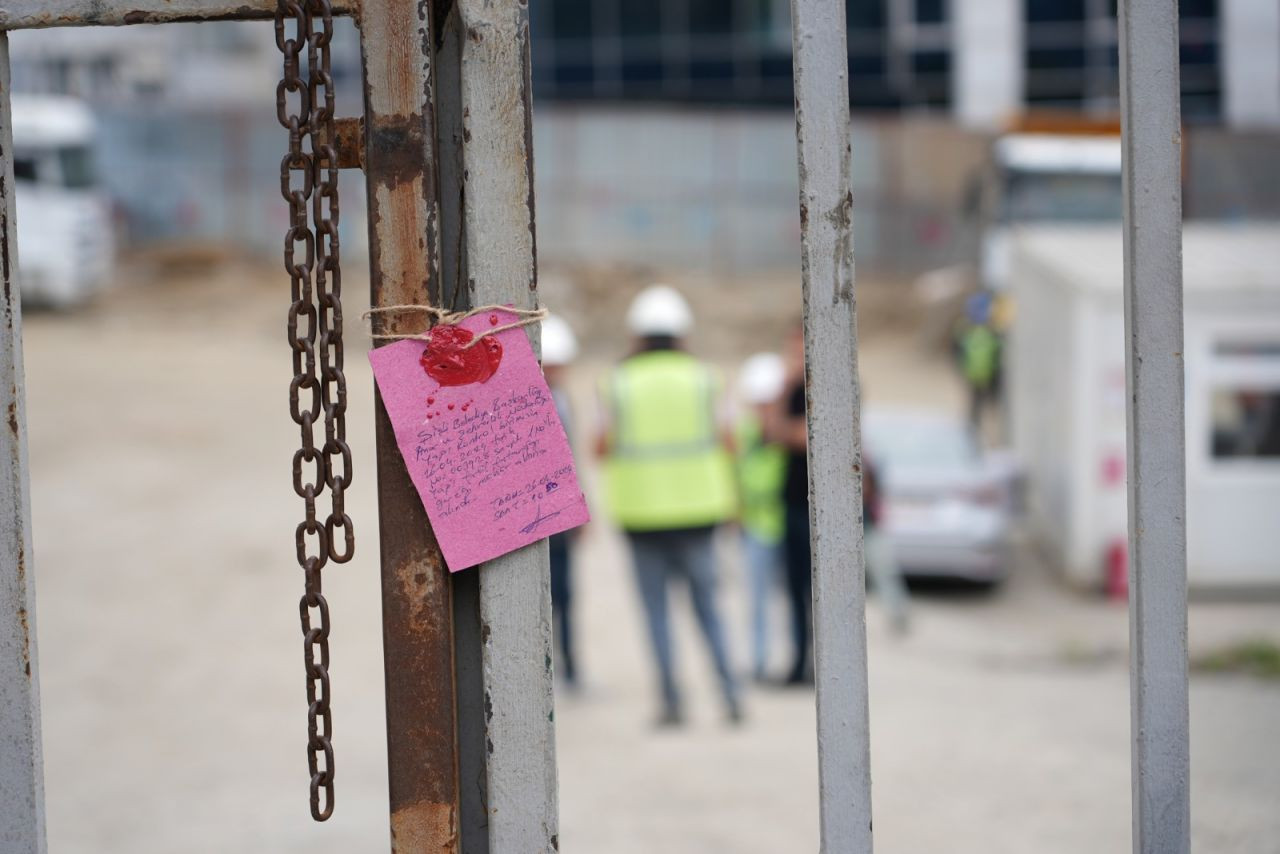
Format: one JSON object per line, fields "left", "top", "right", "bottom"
{"left": 610, "top": 358, "right": 716, "bottom": 458}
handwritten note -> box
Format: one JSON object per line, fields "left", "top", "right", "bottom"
{"left": 368, "top": 310, "right": 589, "bottom": 572}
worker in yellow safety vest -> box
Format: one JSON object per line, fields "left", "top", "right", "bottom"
{"left": 957, "top": 290, "right": 1003, "bottom": 435}
{"left": 735, "top": 352, "right": 788, "bottom": 681}
{"left": 596, "top": 284, "right": 742, "bottom": 726}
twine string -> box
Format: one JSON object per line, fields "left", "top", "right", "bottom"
{"left": 364, "top": 303, "right": 547, "bottom": 349}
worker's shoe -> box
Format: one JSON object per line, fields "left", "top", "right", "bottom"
{"left": 654, "top": 704, "right": 685, "bottom": 729}
{"left": 726, "top": 698, "right": 745, "bottom": 727}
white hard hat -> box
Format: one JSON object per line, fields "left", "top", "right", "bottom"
{"left": 738, "top": 352, "right": 785, "bottom": 404}
{"left": 540, "top": 314, "right": 579, "bottom": 366}
{"left": 626, "top": 284, "right": 693, "bottom": 338}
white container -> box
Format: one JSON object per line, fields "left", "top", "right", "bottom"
{"left": 1009, "top": 224, "right": 1280, "bottom": 589}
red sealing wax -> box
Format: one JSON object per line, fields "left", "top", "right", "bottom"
{"left": 420, "top": 324, "right": 503, "bottom": 387}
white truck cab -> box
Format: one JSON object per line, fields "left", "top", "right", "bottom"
{"left": 968, "top": 132, "right": 1123, "bottom": 293}
{"left": 11, "top": 95, "right": 114, "bottom": 308}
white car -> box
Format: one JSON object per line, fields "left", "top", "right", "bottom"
{"left": 863, "top": 408, "right": 1018, "bottom": 584}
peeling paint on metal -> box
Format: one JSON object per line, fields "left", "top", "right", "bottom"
{"left": 361, "top": 0, "right": 460, "bottom": 848}
{"left": 790, "top": 0, "right": 873, "bottom": 851}
{"left": 368, "top": 116, "right": 428, "bottom": 190}
{"left": 15, "top": 604, "right": 28, "bottom": 677}
{"left": 390, "top": 800, "right": 458, "bottom": 853}
{"left": 1, "top": 214, "right": 11, "bottom": 290}
{"left": 0, "top": 30, "right": 49, "bottom": 851}
{"left": 454, "top": 0, "right": 557, "bottom": 849}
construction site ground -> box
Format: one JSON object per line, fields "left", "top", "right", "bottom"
{"left": 20, "top": 259, "right": 1280, "bottom": 853}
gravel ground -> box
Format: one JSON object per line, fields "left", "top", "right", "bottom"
{"left": 17, "top": 261, "right": 1280, "bottom": 853}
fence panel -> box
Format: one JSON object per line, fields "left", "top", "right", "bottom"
{"left": 0, "top": 2, "right": 1207, "bottom": 852}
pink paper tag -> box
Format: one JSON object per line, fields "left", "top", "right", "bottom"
{"left": 368, "top": 309, "right": 590, "bottom": 572}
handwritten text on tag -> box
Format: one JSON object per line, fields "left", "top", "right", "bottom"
{"left": 368, "top": 310, "right": 589, "bottom": 571}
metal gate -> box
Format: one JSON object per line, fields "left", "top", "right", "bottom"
{"left": 0, "top": 1, "right": 1189, "bottom": 852}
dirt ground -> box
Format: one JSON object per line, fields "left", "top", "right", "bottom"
{"left": 17, "top": 260, "right": 1280, "bottom": 853}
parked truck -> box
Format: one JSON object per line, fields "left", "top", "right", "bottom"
{"left": 966, "top": 128, "right": 1123, "bottom": 295}
{"left": 1009, "top": 224, "right": 1280, "bottom": 590}
{"left": 11, "top": 95, "right": 114, "bottom": 308}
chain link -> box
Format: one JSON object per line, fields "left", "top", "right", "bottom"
{"left": 276, "top": 0, "right": 350, "bottom": 823}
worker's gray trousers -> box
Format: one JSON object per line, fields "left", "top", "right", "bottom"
{"left": 627, "top": 527, "right": 740, "bottom": 716}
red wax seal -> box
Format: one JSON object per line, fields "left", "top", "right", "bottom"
{"left": 420, "top": 324, "right": 503, "bottom": 387}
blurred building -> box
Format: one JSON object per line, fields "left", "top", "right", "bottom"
{"left": 13, "top": 3, "right": 1276, "bottom": 128}
{"left": 9, "top": 21, "right": 363, "bottom": 106}
{"left": 530, "top": 0, "right": 1279, "bottom": 128}
{"left": 7, "top": 4, "right": 1278, "bottom": 275}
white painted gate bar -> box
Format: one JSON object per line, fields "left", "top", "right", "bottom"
{"left": 455, "top": 1, "right": 560, "bottom": 850}
{"left": 1117, "top": 2, "right": 1191, "bottom": 853}
{"left": 0, "top": 31, "right": 48, "bottom": 853}
{"left": 789, "top": 1, "right": 875, "bottom": 852}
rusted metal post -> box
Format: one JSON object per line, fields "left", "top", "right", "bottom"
{"left": 789, "top": 0, "right": 875, "bottom": 851}
{"left": 454, "top": 0, "right": 559, "bottom": 850}
{"left": 1117, "top": 2, "right": 1190, "bottom": 853}
{"left": 359, "top": 1, "right": 462, "bottom": 850}
{"left": 0, "top": 31, "right": 49, "bottom": 853}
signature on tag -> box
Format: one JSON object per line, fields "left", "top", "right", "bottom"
{"left": 520, "top": 505, "right": 564, "bottom": 535}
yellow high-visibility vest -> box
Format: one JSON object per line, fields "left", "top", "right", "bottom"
{"left": 603, "top": 350, "right": 737, "bottom": 531}
{"left": 735, "top": 414, "right": 787, "bottom": 545}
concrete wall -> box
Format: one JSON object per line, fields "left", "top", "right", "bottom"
{"left": 82, "top": 105, "right": 1277, "bottom": 278}
{"left": 88, "top": 104, "right": 985, "bottom": 278}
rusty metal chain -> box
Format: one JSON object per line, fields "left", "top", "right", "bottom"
{"left": 276, "top": 0, "right": 351, "bottom": 823}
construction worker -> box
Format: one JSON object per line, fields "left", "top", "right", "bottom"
{"left": 735, "top": 352, "right": 788, "bottom": 681}
{"left": 957, "top": 291, "right": 1002, "bottom": 435}
{"left": 542, "top": 314, "right": 581, "bottom": 689}
{"left": 596, "top": 285, "right": 742, "bottom": 726}
{"left": 775, "top": 326, "right": 909, "bottom": 660}
{"left": 771, "top": 323, "right": 814, "bottom": 685}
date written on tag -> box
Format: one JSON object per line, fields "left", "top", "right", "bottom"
{"left": 369, "top": 309, "right": 589, "bottom": 572}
